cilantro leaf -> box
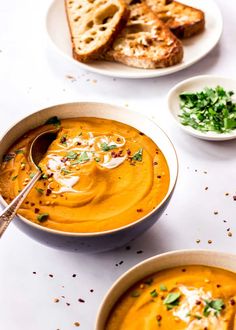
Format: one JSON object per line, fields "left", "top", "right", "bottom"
{"left": 100, "top": 142, "right": 117, "bottom": 151}
{"left": 132, "top": 149, "right": 143, "bottom": 162}
{"left": 45, "top": 116, "right": 61, "bottom": 127}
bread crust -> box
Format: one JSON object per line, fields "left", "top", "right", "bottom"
{"left": 146, "top": 0, "right": 205, "bottom": 38}
{"left": 65, "top": 0, "right": 130, "bottom": 62}
{"left": 103, "top": 3, "right": 183, "bottom": 69}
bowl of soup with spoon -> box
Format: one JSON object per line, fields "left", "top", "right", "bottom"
{"left": 0, "top": 102, "right": 178, "bottom": 252}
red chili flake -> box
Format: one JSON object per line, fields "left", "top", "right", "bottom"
{"left": 72, "top": 274, "right": 77, "bottom": 278}
{"left": 216, "top": 284, "right": 221, "bottom": 288}
{"left": 90, "top": 289, "right": 94, "bottom": 293}
{"left": 205, "top": 187, "right": 208, "bottom": 190}
{"left": 214, "top": 211, "right": 218, "bottom": 215}
{"left": 39, "top": 200, "right": 42, "bottom": 205}
{"left": 34, "top": 208, "right": 40, "bottom": 214}
{"left": 233, "top": 196, "right": 236, "bottom": 201}
{"left": 156, "top": 150, "right": 159, "bottom": 154}
{"left": 77, "top": 142, "right": 81, "bottom": 145}
{"left": 30, "top": 202, "right": 35, "bottom": 207}
{"left": 74, "top": 322, "right": 80, "bottom": 327}
{"left": 66, "top": 303, "right": 70, "bottom": 306}
{"left": 25, "top": 201, "right": 29, "bottom": 204}
{"left": 181, "top": 268, "right": 186, "bottom": 272}
{"left": 78, "top": 298, "right": 85, "bottom": 303}
{"left": 111, "top": 151, "right": 117, "bottom": 158}
{"left": 118, "top": 150, "right": 123, "bottom": 156}
{"left": 127, "top": 149, "right": 131, "bottom": 155}
{"left": 157, "top": 175, "right": 162, "bottom": 179}
{"left": 61, "top": 158, "right": 67, "bottom": 163}
{"left": 60, "top": 136, "right": 67, "bottom": 144}
{"left": 139, "top": 132, "right": 145, "bottom": 136}
{"left": 196, "top": 300, "right": 201, "bottom": 305}
{"left": 230, "top": 299, "right": 235, "bottom": 305}
{"left": 54, "top": 298, "right": 59, "bottom": 303}
{"left": 117, "top": 137, "right": 121, "bottom": 142}
{"left": 137, "top": 208, "right": 143, "bottom": 212}
{"left": 153, "top": 162, "right": 158, "bottom": 166}
{"left": 208, "top": 240, "right": 212, "bottom": 244}
{"left": 33, "top": 271, "right": 36, "bottom": 275}
{"left": 156, "top": 315, "right": 162, "bottom": 321}
{"left": 160, "top": 296, "right": 165, "bottom": 300}
{"left": 137, "top": 250, "right": 143, "bottom": 254}
{"left": 46, "top": 189, "right": 52, "bottom": 196}
{"left": 225, "top": 193, "right": 229, "bottom": 196}
{"left": 49, "top": 274, "right": 54, "bottom": 278}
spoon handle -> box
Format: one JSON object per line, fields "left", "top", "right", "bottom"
{"left": 0, "top": 171, "right": 42, "bottom": 238}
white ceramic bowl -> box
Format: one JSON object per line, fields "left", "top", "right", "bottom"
{"left": 167, "top": 75, "right": 236, "bottom": 141}
{"left": 0, "top": 102, "right": 178, "bottom": 252}
{"left": 95, "top": 249, "right": 236, "bottom": 329}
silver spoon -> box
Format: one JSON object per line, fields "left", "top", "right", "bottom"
{"left": 0, "top": 128, "right": 59, "bottom": 237}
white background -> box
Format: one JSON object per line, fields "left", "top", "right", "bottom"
{"left": 0, "top": 0, "right": 236, "bottom": 329}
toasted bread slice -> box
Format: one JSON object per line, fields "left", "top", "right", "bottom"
{"left": 65, "top": 0, "right": 130, "bottom": 62}
{"left": 103, "top": 3, "right": 183, "bottom": 69}
{"left": 146, "top": 0, "right": 205, "bottom": 38}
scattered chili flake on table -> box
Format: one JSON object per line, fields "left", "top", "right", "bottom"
{"left": 208, "top": 240, "right": 212, "bottom": 244}
{"left": 32, "top": 271, "right": 36, "bottom": 275}
{"left": 54, "top": 298, "right": 59, "bottom": 303}
{"left": 225, "top": 193, "right": 229, "bottom": 196}
{"left": 72, "top": 274, "right": 77, "bottom": 278}
{"left": 228, "top": 232, "right": 233, "bottom": 237}
{"left": 90, "top": 289, "right": 94, "bottom": 293}
{"left": 74, "top": 322, "right": 80, "bottom": 327}
{"left": 196, "top": 239, "right": 201, "bottom": 244}
{"left": 49, "top": 274, "right": 54, "bottom": 278}
{"left": 214, "top": 211, "right": 218, "bottom": 215}
{"left": 78, "top": 298, "right": 85, "bottom": 303}
{"left": 137, "top": 250, "right": 143, "bottom": 254}
{"left": 205, "top": 187, "right": 208, "bottom": 190}
{"left": 233, "top": 195, "right": 236, "bottom": 201}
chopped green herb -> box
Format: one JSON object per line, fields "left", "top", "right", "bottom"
{"left": 15, "top": 149, "right": 24, "bottom": 154}
{"left": 45, "top": 116, "right": 61, "bottom": 127}
{"left": 72, "top": 151, "right": 90, "bottom": 164}
{"left": 144, "top": 278, "right": 153, "bottom": 285}
{"left": 101, "top": 142, "right": 117, "bottom": 151}
{"left": 131, "top": 290, "right": 140, "bottom": 298}
{"left": 150, "top": 289, "right": 158, "bottom": 298}
{"left": 132, "top": 149, "right": 143, "bottom": 162}
{"left": 160, "top": 284, "right": 167, "bottom": 291}
{"left": 12, "top": 175, "right": 18, "bottom": 181}
{"left": 203, "top": 299, "right": 225, "bottom": 317}
{"left": 37, "top": 213, "right": 49, "bottom": 222}
{"left": 61, "top": 168, "right": 71, "bottom": 175}
{"left": 94, "top": 157, "right": 100, "bottom": 162}
{"left": 41, "top": 173, "right": 48, "bottom": 180}
{"left": 179, "top": 86, "right": 236, "bottom": 133}
{"left": 35, "top": 187, "right": 44, "bottom": 194}
{"left": 163, "top": 292, "right": 181, "bottom": 310}
{"left": 194, "top": 315, "right": 202, "bottom": 320}
{"left": 3, "top": 153, "right": 15, "bottom": 162}
{"left": 66, "top": 151, "right": 78, "bottom": 159}
{"left": 29, "top": 173, "right": 35, "bottom": 179}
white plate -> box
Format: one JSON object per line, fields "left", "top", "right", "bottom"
{"left": 167, "top": 75, "right": 236, "bottom": 141}
{"left": 45, "top": 0, "right": 223, "bottom": 79}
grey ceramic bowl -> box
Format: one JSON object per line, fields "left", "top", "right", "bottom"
{"left": 0, "top": 102, "right": 178, "bottom": 252}
{"left": 95, "top": 249, "right": 236, "bottom": 329}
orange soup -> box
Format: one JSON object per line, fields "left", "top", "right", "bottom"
{"left": 0, "top": 117, "right": 169, "bottom": 233}
{"left": 106, "top": 265, "right": 236, "bottom": 330}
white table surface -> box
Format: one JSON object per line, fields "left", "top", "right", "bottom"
{"left": 0, "top": 0, "right": 236, "bottom": 329}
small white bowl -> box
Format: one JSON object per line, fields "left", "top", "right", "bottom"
{"left": 95, "top": 249, "right": 236, "bottom": 329}
{"left": 167, "top": 75, "right": 236, "bottom": 141}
